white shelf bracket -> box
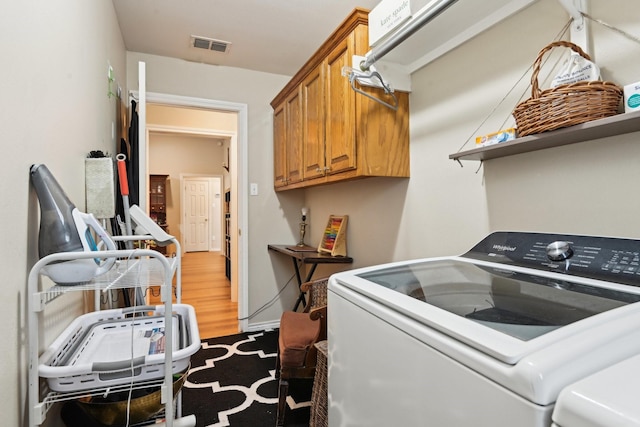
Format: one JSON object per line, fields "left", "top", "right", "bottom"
{"left": 557, "top": 0, "right": 591, "bottom": 55}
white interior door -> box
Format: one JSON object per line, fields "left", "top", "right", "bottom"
{"left": 184, "top": 178, "right": 210, "bottom": 252}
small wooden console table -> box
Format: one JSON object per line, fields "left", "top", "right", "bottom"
{"left": 268, "top": 244, "right": 353, "bottom": 311}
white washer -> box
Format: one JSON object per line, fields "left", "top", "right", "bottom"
{"left": 328, "top": 232, "right": 640, "bottom": 427}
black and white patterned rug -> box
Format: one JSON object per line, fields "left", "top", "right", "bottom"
{"left": 182, "top": 330, "right": 312, "bottom": 427}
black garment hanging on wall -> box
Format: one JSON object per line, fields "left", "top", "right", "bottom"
{"left": 113, "top": 100, "right": 140, "bottom": 244}
{"left": 127, "top": 99, "right": 139, "bottom": 206}
{"left": 111, "top": 100, "right": 141, "bottom": 307}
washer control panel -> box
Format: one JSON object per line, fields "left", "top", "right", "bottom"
{"left": 463, "top": 231, "right": 640, "bottom": 286}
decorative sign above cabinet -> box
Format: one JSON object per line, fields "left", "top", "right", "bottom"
{"left": 369, "top": 0, "right": 412, "bottom": 47}
{"left": 364, "top": 0, "right": 537, "bottom": 77}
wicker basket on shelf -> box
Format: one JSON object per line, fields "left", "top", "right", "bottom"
{"left": 513, "top": 40, "right": 623, "bottom": 137}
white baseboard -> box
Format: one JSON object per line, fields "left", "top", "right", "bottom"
{"left": 243, "top": 319, "right": 280, "bottom": 333}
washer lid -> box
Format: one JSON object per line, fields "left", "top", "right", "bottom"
{"left": 351, "top": 257, "right": 640, "bottom": 363}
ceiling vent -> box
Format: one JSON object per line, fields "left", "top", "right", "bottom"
{"left": 190, "top": 35, "right": 231, "bottom": 54}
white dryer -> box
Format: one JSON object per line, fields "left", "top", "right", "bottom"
{"left": 328, "top": 231, "right": 640, "bottom": 427}
{"left": 552, "top": 353, "right": 640, "bottom": 427}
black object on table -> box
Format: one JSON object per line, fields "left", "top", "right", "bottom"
{"left": 268, "top": 244, "right": 353, "bottom": 311}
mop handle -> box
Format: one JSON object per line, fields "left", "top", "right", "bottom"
{"left": 115, "top": 153, "right": 145, "bottom": 307}
{"left": 116, "top": 153, "right": 129, "bottom": 196}
{"left": 115, "top": 153, "right": 134, "bottom": 248}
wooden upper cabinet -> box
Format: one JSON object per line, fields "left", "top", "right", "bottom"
{"left": 285, "top": 87, "right": 303, "bottom": 185}
{"left": 273, "top": 103, "right": 287, "bottom": 188}
{"left": 271, "top": 8, "right": 409, "bottom": 191}
{"left": 302, "top": 64, "right": 325, "bottom": 180}
{"left": 325, "top": 32, "right": 357, "bottom": 176}
{"left": 273, "top": 87, "right": 303, "bottom": 188}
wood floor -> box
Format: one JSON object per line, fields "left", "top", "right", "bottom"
{"left": 149, "top": 251, "right": 239, "bottom": 339}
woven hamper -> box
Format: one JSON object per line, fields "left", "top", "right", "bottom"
{"left": 513, "top": 41, "right": 622, "bottom": 137}
{"left": 310, "top": 340, "right": 328, "bottom": 427}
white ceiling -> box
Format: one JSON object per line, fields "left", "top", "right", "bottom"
{"left": 112, "top": 0, "right": 543, "bottom": 79}
{"left": 111, "top": 0, "right": 380, "bottom": 76}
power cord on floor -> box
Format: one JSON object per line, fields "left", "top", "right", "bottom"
{"left": 237, "top": 272, "right": 297, "bottom": 321}
{"left": 125, "top": 249, "right": 143, "bottom": 427}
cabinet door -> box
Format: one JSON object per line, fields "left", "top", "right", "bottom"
{"left": 285, "top": 87, "right": 303, "bottom": 185}
{"left": 302, "top": 64, "right": 325, "bottom": 180}
{"left": 325, "top": 33, "right": 356, "bottom": 175}
{"left": 273, "top": 103, "right": 287, "bottom": 188}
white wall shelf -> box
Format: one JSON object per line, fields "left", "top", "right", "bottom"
{"left": 449, "top": 111, "right": 640, "bottom": 162}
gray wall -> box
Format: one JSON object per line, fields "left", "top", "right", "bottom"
{"left": 2, "top": 1, "right": 126, "bottom": 425}
{"left": 307, "top": 0, "right": 640, "bottom": 269}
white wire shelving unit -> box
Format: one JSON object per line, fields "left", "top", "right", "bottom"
{"left": 27, "top": 236, "right": 197, "bottom": 427}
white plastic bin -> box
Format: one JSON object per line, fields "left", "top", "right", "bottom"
{"left": 39, "top": 304, "right": 200, "bottom": 392}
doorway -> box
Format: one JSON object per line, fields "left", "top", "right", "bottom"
{"left": 148, "top": 130, "right": 229, "bottom": 253}
{"left": 138, "top": 92, "right": 248, "bottom": 333}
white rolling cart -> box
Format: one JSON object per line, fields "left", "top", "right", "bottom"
{"left": 27, "top": 233, "right": 199, "bottom": 427}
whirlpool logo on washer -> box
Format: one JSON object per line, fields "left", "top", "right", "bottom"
{"left": 492, "top": 244, "right": 517, "bottom": 252}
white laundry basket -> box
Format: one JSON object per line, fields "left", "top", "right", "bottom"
{"left": 39, "top": 304, "right": 200, "bottom": 392}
